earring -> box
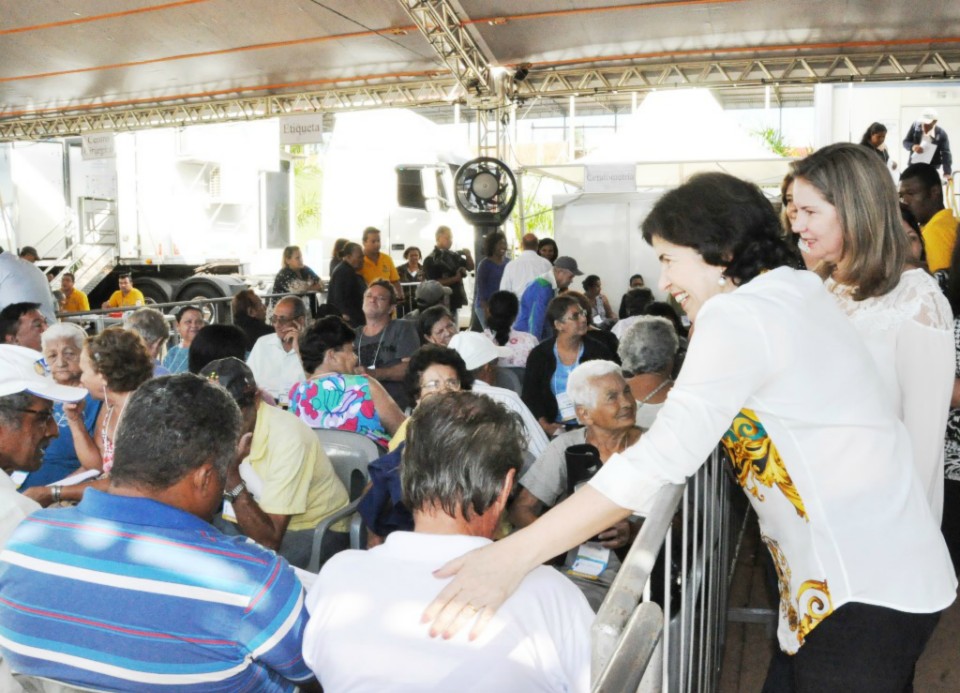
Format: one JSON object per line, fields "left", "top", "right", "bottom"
{"left": 717, "top": 275, "right": 727, "bottom": 287}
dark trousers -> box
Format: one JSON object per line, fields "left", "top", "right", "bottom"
{"left": 762, "top": 602, "right": 941, "bottom": 693}
{"left": 942, "top": 478, "right": 960, "bottom": 572}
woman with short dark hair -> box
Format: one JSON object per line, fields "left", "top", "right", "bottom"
{"left": 431, "top": 171, "right": 954, "bottom": 692}
{"left": 522, "top": 294, "right": 615, "bottom": 437}
{"left": 417, "top": 305, "right": 457, "bottom": 347}
{"left": 288, "top": 316, "right": 404, "bottom": 448}
{"left": 327, "top": 242, "right": 367, "bottom": 327}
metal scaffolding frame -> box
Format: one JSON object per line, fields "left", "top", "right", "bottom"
{"left": 2, "top": 47, "right": 960, "bottom": 141}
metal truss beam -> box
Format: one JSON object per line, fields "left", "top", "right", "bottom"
{"left": 3, "top": 49, "right": 960, "bottom": 140}
{"left": 514, "top": 49, "right": 960, "bottom": 100}
{"left": 398, "top": 0, "right": 496, "bottom": 102}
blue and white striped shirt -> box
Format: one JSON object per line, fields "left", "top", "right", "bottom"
{"left": 162, "top": 344, "right": 190, "bottom": 374}
{"left": 0, "top": 490, "right": 313, "bottom": 692}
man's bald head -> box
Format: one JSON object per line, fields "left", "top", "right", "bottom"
{"left": 521, "top": 233, "right": 539, "bottom": 251}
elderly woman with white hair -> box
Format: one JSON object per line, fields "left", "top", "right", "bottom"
{"left": 510, "top": 360, "right": 640, "bottom": 550}
{"left": 17, "top": 323, "right": 103, "bottom": 491}
{"left": 618, "top": 316, "right": 679, "bottom": 431}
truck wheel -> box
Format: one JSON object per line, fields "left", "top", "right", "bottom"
{"left": 178, "top": 283, "right": 226, "bottom": 323}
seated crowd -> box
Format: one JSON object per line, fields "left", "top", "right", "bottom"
{"left": 2, "top": 145, "right": 957, "bottom": 691}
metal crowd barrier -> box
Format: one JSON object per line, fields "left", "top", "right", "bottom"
{"left": 55, "top": 291, "right": 323, "bottom": 335}
{"left": 592, "top": 449, "right": 745, "bottom": 693}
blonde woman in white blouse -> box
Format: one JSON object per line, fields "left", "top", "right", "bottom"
{"left": 423, "top": 172, "right": 955, "bottom": 692}
{"left": 791, "top": 143, "right": 954, "bottom": 521}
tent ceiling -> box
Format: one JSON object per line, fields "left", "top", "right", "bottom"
{"left": 2, "top": 0, "right": 959, "bottom": 138}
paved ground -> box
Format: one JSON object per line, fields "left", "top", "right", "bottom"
{"left": 719, "top": 514, "right": 960, "bottom": 692}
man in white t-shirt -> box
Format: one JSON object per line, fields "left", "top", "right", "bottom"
{"left": 303, "top": 391, "right": 593, "bottom": 693}
{"left": 499, "top": 233, "right": 552, "bottom": 299}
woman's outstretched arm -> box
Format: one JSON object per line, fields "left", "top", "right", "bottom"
{"left": 423, "top": 484, "right": 631, "bottom": 640}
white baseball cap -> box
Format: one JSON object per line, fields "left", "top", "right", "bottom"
{"left": 920, "top": 108, "right": 938, "bottom": 125}
{"left": 448, "top": 332, "right": 511, "bottom": 371}
{"left": 0, "top": 345, "right": 88, "bottom": 402}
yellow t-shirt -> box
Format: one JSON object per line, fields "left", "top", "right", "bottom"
{"left": 922, "top": 208, "right": 959, "bottom": 272}
{"left": 246, "top": 403, "right": 349, "bottom": 532}
{"left": 62, "top": 289, "right": 90, "bottom": 313}
{"left": 360, "top": 253, "right": 400, "bottom": 286}
{"left": 387, "top": 417, "right": 410, "bottom": 453}
{"left": 106, "top": 288, "right": 145, "bottom": 307}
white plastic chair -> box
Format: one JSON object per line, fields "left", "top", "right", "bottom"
{"left": 306, "top": 429, "right": 382, "bottom": 573}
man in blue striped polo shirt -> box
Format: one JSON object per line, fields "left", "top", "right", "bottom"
{"left": 0, "top": 374, "right": 317, "bottom": 692}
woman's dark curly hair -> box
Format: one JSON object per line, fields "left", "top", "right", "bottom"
{"left": 641, "top": 172, "right": 794, "bottom": 286}
{"left": 482, "top": 231, "right": 507, "bottom": 258}
{"left": 403, "top": 345, "right": 473, "bottom": 404}
{"left": 85, "top": 327, "right": 154, "bottom": 393}
{"left": 299, "top": 316, "right": 356, "bottom": 374}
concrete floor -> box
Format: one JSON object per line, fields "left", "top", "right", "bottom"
{"left": 719, "top": 515, "right": 960, "bottom": 692}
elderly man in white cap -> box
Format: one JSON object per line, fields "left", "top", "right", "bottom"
{"left": 903, "top": 107, "right": 952, "bottom": 179}
{"left": 0, "top": 344, "right": 86, "bottom": 693}
{"left": 449, "top": 331, "right": 548, "bottom": 461}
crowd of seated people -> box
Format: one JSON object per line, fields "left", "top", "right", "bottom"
{"left": 2, "top": 143, "right": 959, "bottom": 692}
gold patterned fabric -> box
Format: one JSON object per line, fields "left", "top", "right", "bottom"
{"left": 722, "top": 408, "right": 807, "bottom": 520}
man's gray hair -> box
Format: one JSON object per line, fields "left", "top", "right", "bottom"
{"left": 402, "top": 391, "right": 522, "bottom": 521}
{"left": 111, "top": 374, "right": 241, "bottom": 490}
{"left": 40, "top": 322, "right": 87, "bottom": 352}
{"left": 566, "top": 360, "right": 623, "bottom": 410}
{"left": 0, "top": 391, "right": 35, "bottom": 429}
{"left": 618, "top": 316, "right": 679, "bottom": 376}
{"left": 125, "top": 308, "right": 170, "bottom": 345}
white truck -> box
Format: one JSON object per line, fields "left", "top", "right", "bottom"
{"left": 0, "top": 121, "right": 287, "bottom": 310}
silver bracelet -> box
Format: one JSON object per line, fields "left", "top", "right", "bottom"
{"left": 51, "top": 485, "right": 62, "bottom": 504}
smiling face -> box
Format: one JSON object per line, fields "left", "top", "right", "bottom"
{"left": 43, "top": 337, "right": 83, "bottom": 386}
{"left": 177, "top": 309, "right": 205, "bottom": 347}
{"left": 578, "top": 373, "right": 637, "bottom": 434}
{"left": 652, "top": 236, "right": 730, "bottom": 323}
{"left": 790, "top": 177, "right": 845, "bottom": 267}
{"left": 0, "top": 395, "right": 58, "bottom": 473}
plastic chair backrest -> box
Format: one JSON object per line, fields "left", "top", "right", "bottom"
{"left": 313, "top": 428, "right": 380, "bottom": 499}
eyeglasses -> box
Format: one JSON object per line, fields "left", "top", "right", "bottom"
{"left": 270, "top": 315, "right": 300, "bottom": 326}
{"left": 562, "top": 310, "right": 587, "bottom": 322}
{"left": 1, "top": 406, "right": 56, "bottom": 427}
{"left": 420, "top": 378, "right": 461, "bottom": 394}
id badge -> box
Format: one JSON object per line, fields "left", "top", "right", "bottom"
{"left": 556, "top": 392, "right": 576, "bottom": 422}
{"left": 568, "top": 542, "right": 610, "bottom": 579}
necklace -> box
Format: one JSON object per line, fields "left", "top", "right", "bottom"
{"left": 357, "top": 325, "right": 387, "bottom": 369}
{"left": 638, "top": 378, "right": 673, "bottom": 405}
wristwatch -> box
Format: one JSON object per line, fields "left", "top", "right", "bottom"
{"left": 223, "top": 481, "right": 247, "bottom": 503}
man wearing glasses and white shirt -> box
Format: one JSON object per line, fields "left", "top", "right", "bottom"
{"left": 246, "top": 295, "right": 307, "bottom": 403}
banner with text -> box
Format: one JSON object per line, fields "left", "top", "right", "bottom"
{"left": 584, "top": 164, "right": 636, "bottom": 193}
{"left": 81, "top": 133, "right": 116, "bottom": 160}
{"left": 279, "top": 114, "right": 324, "bottom": 145}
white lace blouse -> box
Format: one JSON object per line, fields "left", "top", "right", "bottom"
{"left": 825, "top": 269, "right": 955, "bottom": 521}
